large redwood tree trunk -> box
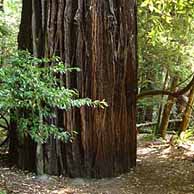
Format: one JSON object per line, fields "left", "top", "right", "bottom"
{"left": 14, "top": 0, "right": 137, "bottom": 178}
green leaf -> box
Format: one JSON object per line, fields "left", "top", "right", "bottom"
{"left": 0, "top": 51, "right": 107, "bottom": 143}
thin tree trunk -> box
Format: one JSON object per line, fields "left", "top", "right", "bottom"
{"left": 159, "top": 77, "right": 178, "bottom": 139}
{"left": 143, "top": 72, "right": 155, "bottom": 122}
{"left": 155, "top": 71, "right": 169, "bottom": 135}
{"left": 36, "top": 106, "right": 44, "bottom": 175}
{"left": 36, "top": 143, "right": 44, "bottom": 175}
{"left": 9, "top": 111, "right": 18, "bottom": 164}
{"left": 179, "top": 85, "right": 194, "bottom": 132}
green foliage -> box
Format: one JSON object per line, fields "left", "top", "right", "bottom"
{"left": 0, "top": 0, "right": 22, "bottom": 64}
{"left": 138, "top": 0, "right": 194, "bottom": 81}
{"left": 0, "top": 191, "right": 6, "bottom": 194}
{"left": 0, "top": 51, "right": 107, "bottom": 143}
{"left": 137, "top": 0, "right": 194, "bottom": 125}
{"left": 179, "top": 129, "right": 194, "bottom": 142}
{"left": 168, "top": 129, "right": 194, "bottom": 145}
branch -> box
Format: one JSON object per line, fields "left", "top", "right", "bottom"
{"left": 136, "top": 119, "right": 182, "bottom": 128}
{"left": 176, "top": 73, "right": 194, "bottom": 88}
{"left": 137, "top": 76, "right": 194, "bottom": 100}
{"left": 174, "top": 76, "right": 194, "bottom": 96}
{"left": 137, "top": 90, "right": 174, "bottom": 100}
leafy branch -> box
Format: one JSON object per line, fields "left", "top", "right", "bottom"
{"left": 0, "top": 51, "right": 108, "bottom": 143}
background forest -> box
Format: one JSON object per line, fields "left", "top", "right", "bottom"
{"left": 138, "top": 0, "right": 194, "bottom": 139}
{"left": 1, "top": 0, "right": 194, "bottom": 193}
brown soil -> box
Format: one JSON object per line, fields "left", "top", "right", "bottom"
{"left": 1, "top": 135, "right": 194, "bottom": 194}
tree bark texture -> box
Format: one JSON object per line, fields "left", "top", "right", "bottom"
{"left": 16, "top": 0, "right": 137, "bottom": 178}
{"left": 18, "top": 0, "right": 33, "bottom": 52}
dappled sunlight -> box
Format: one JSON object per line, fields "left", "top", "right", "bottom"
{"left": 51, "top": 188, "right": 75, "bottom": 194}
{"left": 159, "top": 147, "right": 172, "bottom": 159}
{"left": 1, "top": 136, "right": 194, "bottom": 193}
{"left": 137, "top": 147, "right": 158, "bottom": 156}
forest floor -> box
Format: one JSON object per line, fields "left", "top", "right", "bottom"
{"left": 0, "top": 134, "right": 194, "bottom": 194}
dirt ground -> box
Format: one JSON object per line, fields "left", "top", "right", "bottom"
{"left": 1, "top": 135, "right": 194, "bottom": 194}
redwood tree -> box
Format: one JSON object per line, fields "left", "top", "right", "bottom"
{"left": 12, "top": 0, "right": 137, "bottom": 178}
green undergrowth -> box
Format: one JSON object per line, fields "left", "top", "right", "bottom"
{"left": 0, "top": 190, "right": 6, "bottom": 194}
{"left": 170, "top": 129, "right": 194, "bottom": 145}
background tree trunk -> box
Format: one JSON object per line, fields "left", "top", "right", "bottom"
{"left": 179, "top": 86, "right": 194, "bottom": 132}
{"left": 155, "top": 71, "right": 169, "bottom": 135}
{"left": 14, "top": 0, "right": 138, "bottom": 178}
{"left": 159, "top": 77, "right": 178, "bottom": 139}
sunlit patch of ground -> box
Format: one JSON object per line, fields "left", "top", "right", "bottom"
{"left": 1, "top": 134, "right": 194, "bottom": 194}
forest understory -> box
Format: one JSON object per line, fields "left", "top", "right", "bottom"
{"left": 0, "top": 134, "right": 194, "bottom": 194}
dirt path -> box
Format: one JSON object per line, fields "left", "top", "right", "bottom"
{"left": 1, "top": 136, "right": 194, "bottom": 194}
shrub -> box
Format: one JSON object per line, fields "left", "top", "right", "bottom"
{"left": 0, "top": 51, "right": 107, "bottom": 143}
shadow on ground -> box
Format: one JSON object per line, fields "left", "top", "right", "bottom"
{"left": 0, "top": 134, "right": 194, "bottom": 194}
